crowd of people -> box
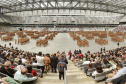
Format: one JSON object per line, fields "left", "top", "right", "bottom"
{"left": 0, "top": 42, "right": 126, "bottom": 84}
{"left": 71, "top": 46, "right": 126, "bottom": 84}
{"left": 0, "top": 44, "right": 68, "bottom": 84}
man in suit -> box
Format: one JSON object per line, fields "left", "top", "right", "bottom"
{"left": 50, "top": 53, "right": 58, "bottom": 73}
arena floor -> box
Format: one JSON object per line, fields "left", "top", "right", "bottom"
{"left": 0, "top": 32, "right": 126, "bottom": 55}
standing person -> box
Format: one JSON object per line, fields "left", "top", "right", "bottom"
{"left": 79, "top": 49, "right": 81, "bottom": 54}
{"left": 36, "top": 52, "right": 45, "bottom": 78}
{"left": 101, "top": 48, "right": 102, "bottom": 53}
{"left": 58, "top": 55, "right": 68, "bottom": 64}
{"left": 74, "top": 49, "right": 77, "bottom": 55}
{"left": 76, "top": 50, "right": 79, "bottom": 55}
{"left": 15, "top": 39, "right": 17, "bottom": 44}
{"left": 79, "top": 52, "right": 83, "bottom": 60}
{"left": 57, "top": 51, "right": 60, "bottom": 56}
{"left": 87, "top": 50, "right": 90, "bottom": 54}
{"left": 44, "top": 53, "right": 51, "bottom": 73}
{"left": 103, "top": 47, "right": 105, "bottom": 52}
{"left": 57, "top": 55, "right": 67, "bottom": 80}
{"left": 50, "top": 53, "right": 58, "bottom": 73}
{"left": 68, "top": 50, "right": 72, "bottom": 60}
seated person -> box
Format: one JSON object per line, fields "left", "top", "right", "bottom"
{"left": 104, "top": 64, "right": 112, "bottom": 72}
{"left": 14, "top": 68, "right": 37, "bottom": 84}
{"left": 83, "top": 59, "right": 90, "bottom": 65}
{"left": 32, "top": 60, "right": 38, "bottom": 66}
{"left": 121, "top": 57, "right": 126, "bottom": 65}
{"left": 107, "top": 64, "right": 126, "bottom": 83}
{"left": 85, "top": 63, "right": 94, "bottom": 73}
{"left": 1, "top": 56, "right": 7, "bottom": 64}
{"left": 11, "top": 61, "right": 15, "bottom": 69}
{"left": 94, "top": 60, "right": 102, "bottom": 68}
{"left": 27, "top": 65, "right": 38, "bottom": 77}
{"left": 0, "top": 61, "right": 15, "bottom": 78}
{"left": 1, "top": 77, "right": 19, "bottom": 84}
{"left": 92, "top": 65, "right": 104, "bottom": 77}
{"left": 15, "top": 60, "right": 25, "bottom": 70}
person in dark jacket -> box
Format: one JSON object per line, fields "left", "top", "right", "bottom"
{"left": 1, "top": 56, "right": 7, "bottom": 64}
{"left": 57, "top": 61, "right": 67, "bottom": 80}
{"left": 57, "top": 55, "right": 67, "bottom": 80}
{"left": 50, "top": 53, "right": 58, "bottom": 73}
{"left": 0, "top": 61, "right": 15, "bottom": 78}
{"left": 58, "top": 55, "right": 68, "bottom": 64}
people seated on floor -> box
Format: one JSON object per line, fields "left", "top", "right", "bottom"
{"left": 107, "top": 64, "right": 126, "bottom": 82}
{"left": 0, "top": 61, "right": 15, "bottom": 78}
{"left": 92, "top": 65, "right": 104, "bottom": 77}
{"left": 14, "top": 68, "right": 37, "bottom": 84}
{"left": 27, "top": 65, "right": 38, "bottom": 77}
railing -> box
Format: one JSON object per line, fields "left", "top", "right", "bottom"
{"left": 64, "top": 67, "right": 68, "bottom": 84}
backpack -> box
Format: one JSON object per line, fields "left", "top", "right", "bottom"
{"left": 57, "top": 62, "right": 66, "bottom": 72}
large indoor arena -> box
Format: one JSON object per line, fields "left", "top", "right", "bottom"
{"left": 0, "top": 0, "right": 126, "bottom": 84}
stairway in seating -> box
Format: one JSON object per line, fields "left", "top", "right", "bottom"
{"left": 36, "top": 60, "right": 101, "bottom": 84}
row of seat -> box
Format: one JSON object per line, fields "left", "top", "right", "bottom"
{"left": 74, "top": 61, "right": 112, "bottom": 82}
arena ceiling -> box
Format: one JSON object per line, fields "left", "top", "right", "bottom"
{"left": 0, "top": 0, "right": 126, "bottom": 14}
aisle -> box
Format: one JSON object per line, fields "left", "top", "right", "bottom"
{"left": 66, "top": 61, "right": 96, "bottom": 84}
{"left": 36, "top": 60, "right": 100, "bottom": 84}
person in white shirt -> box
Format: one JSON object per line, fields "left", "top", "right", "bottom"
{"left": 92, "top": 65, "right": 104, "bottom": 77}
{"left": 107, "top": 64, "right": 126, "bottom": 83}
{"left": 36, "top": 52, "right": 45, "bottom": 78}
{"left": 22, "top": 56, "right": 27, "bottom": 64}
{"left": 83, "top": 59, "right": 90, "bottom": 65}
